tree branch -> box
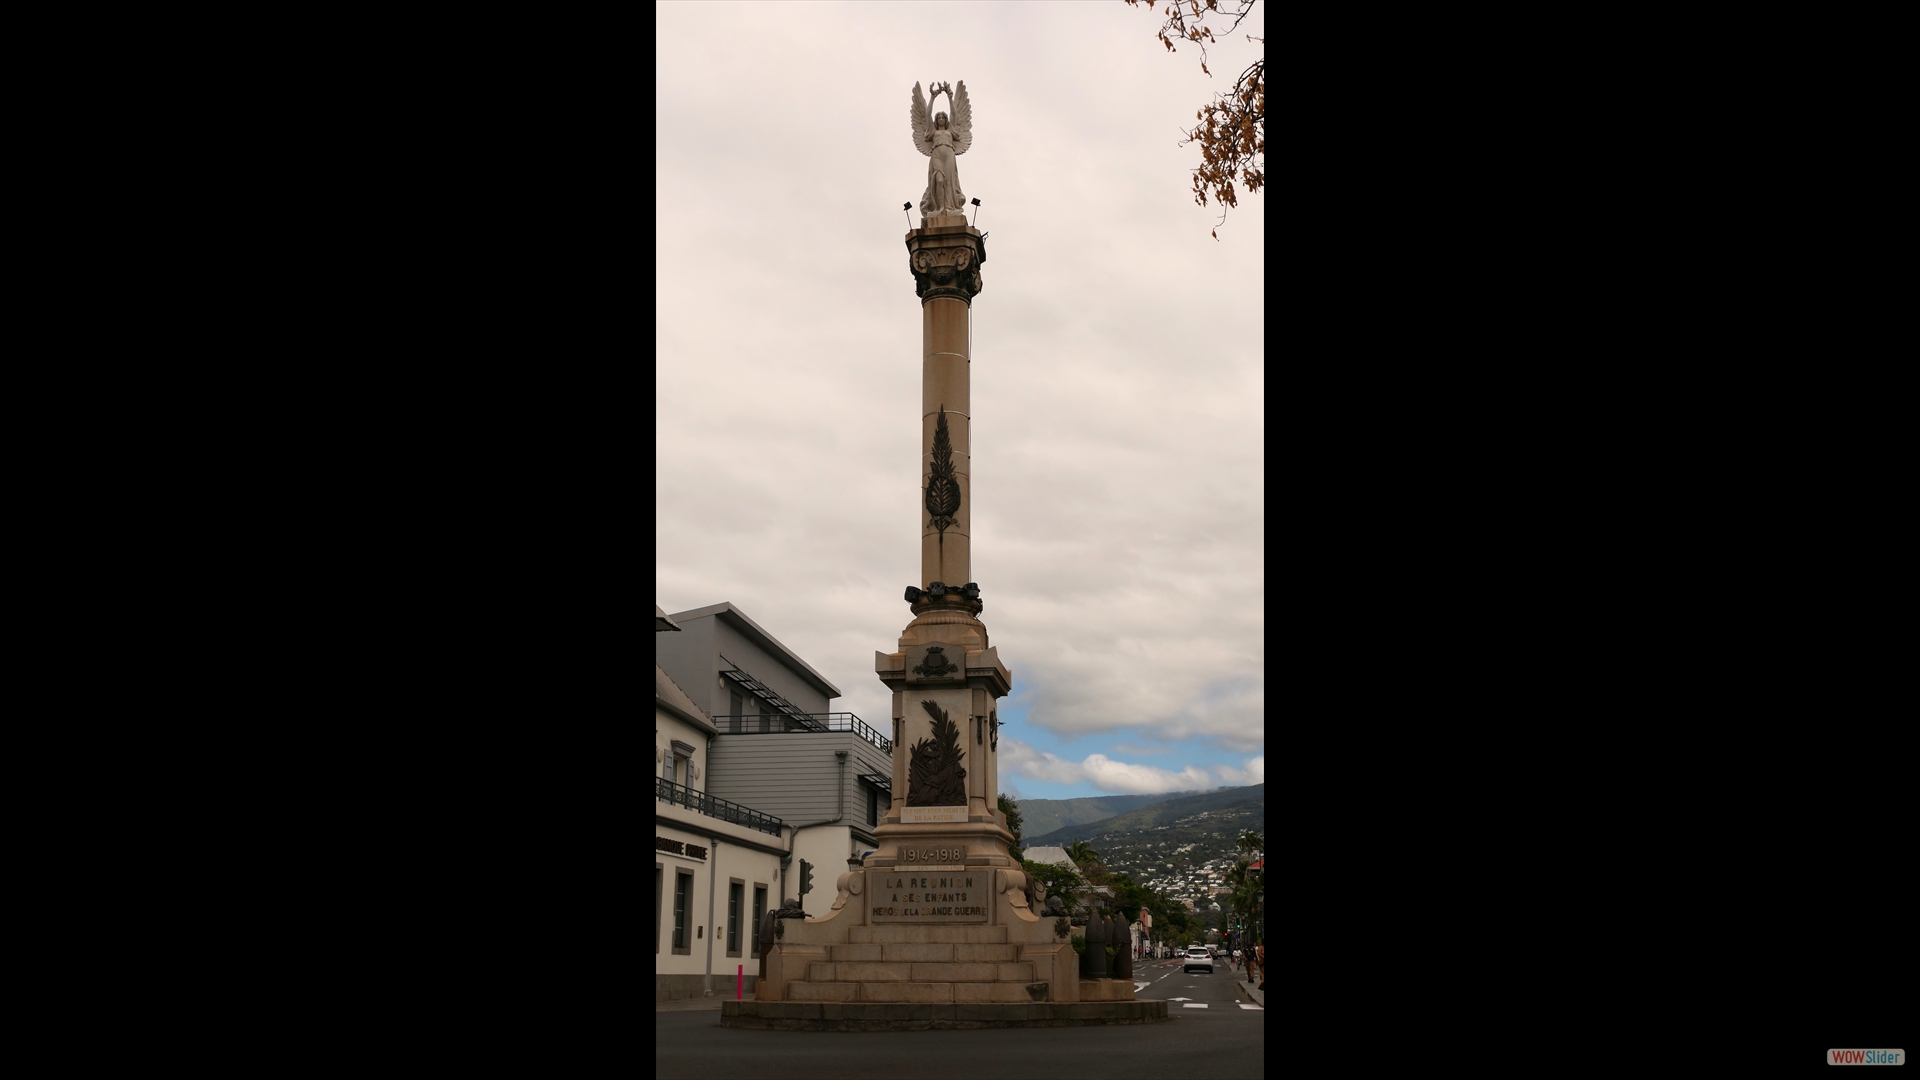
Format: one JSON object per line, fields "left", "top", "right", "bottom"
{"left": 1129, "top": 0, "right": 1264, "bottom": 235}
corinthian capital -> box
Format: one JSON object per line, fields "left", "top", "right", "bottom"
{"left": 906, "top": 229, "right": 986, "bottom": 305}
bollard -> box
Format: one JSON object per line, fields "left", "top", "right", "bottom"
{"left": 737, "top": 964, "right": 743, "bottom": 1000}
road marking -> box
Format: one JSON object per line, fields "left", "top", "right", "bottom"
{"left": 1135, "top": 983, "right": 1148, "bottom": 993}
{"left": 1169, "top": 997, "right": 1192, "bottom": 1002}
{"left": 1238, "top": 1003, "right": 1264, "bottom": 1010}
{"left": 1182, "top": 1003, "right": 1209, "bottom": 1009}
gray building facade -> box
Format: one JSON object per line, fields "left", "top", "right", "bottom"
{"left": 658, "top": 602, "right": 893, "bottom": 918}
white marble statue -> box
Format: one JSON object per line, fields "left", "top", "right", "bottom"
{"left": 911, "top": 81, "right": 973, "bottom": 219}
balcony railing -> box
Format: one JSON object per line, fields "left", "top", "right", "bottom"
{"left": 655, "top": 776, "right": 785, "bottom": 837}
{"left": 716, "top": 712, "right": 892, "bottom": 755}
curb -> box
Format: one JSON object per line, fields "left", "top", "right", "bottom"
{"left": 719, "top": 1000, "right": 1172, "bottom": 1030}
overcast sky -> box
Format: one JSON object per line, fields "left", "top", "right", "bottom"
{"left": 657, "top": 1, "right": 1264, "bottom": 801}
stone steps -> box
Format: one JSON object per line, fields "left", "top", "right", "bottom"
{"left": 808, "top": 961, "right": 1035, "bottom": 984}
{"left": 827, "top": 943, "right": 1020, "bottom": 963}
{"left": 787, "top": 980, "right": 1049, "bottom": 1004}
{"left": 722, "top": 999, "right": 1170, "bottom": 1029}
{"left": 775, "top": 926, "right": 1070, "bottom": 1006}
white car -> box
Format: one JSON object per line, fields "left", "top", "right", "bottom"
{"left": 1183, "top": 945, "right": 1213, "bottom": 974}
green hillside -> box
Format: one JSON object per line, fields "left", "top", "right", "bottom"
{"left": 1026, "top": 784, "right": 1264, "bottom": 912}
{"left": 1027, "top": 783, "right": 1264, "bottom": 846}
{"left": 1005, "top": 790, "right": 1199, "bottom": 839}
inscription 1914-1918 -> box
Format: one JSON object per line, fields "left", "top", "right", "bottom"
{"left": 870, "top": 873, "right": 988, "bottom": 922}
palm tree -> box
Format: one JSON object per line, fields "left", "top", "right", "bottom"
{"left": 1065, "top": 839, "right": 1098, "bottom": 867}
{"left": 1226, "top": 854, "right": 1262, "bottom": 951}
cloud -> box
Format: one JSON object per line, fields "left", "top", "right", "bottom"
{"left": 1081, "top": 756, "right": 1216, "bottom": 795}
{"left": 1212, "top": 756, "right": 1265, "bottom": 787}
{"left": 655, "top": 3, "right": 1266, "bottom": 767}
{"left": 999, "top": 740, "right": 1264, "bottom": 796}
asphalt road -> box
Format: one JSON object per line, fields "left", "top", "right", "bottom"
{"left": 657, "top": 958, "right": 1264, "bottom": 1080}
{"left": 1132, "top": 953, "right": 1265, "bottom": 1016}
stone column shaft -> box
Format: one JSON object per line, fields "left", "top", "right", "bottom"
{"left": 871, "top": 219, "right": 1008, "bottom": 860}
{"left": 922, "top": 297, "right": 969, "bottom": 589}
{"left": 904, "top": 222, "right": 985, "bottom": 592}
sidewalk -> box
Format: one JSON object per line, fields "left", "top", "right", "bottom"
{"left": 657, "top": 992, "right": 756, "bottom": 1012}
{"left": 1232, "top": 962, "right": 1265, "bottom": 1008}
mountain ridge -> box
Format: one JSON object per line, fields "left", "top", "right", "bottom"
{"left": 1026, "top": 783, "right": 1264, "bottom": 847}
{"left": 1004, "top": 788, "right": 1209, "bottom": 840}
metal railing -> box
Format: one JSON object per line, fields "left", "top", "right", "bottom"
{"left": 655, "top": 776, "right": 786, "bottom": 837}
{"left": 716, "top": 711, "right": 892, "bottom": 755}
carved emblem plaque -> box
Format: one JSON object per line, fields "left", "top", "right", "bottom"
{"left": 904, "top": 644, "right": 966, "bottom": 685}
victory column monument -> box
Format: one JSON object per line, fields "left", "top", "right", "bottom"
{"left": 722, "top": 83, "right": 1164, "bottom": 1031}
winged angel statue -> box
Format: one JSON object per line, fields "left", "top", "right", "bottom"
{"left": 911, "top": 81, "right": 973, "bottom": 220}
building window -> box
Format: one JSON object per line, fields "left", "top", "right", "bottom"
{"left": 667, "top": 740, "right": 695, "bottom": 789}
{"left": 728, "top": 881, "right": 743, "bottom": 956}
{"left": 730, "top": 691, "right": 744, "bottom": 733}
{"left": 752, "top": 885, "right": 767, "bottom": 959}
{"left": 656, "top": 865, "right": 663, "bottom": 954}
{"left": 673, "top": 870, "right": 693, "bottom": 954}
{"left": 868, "top": 785, "right": 878, "bottom": 827}
{"left": 757, "top": 700, "right": 770, "bottom": 733}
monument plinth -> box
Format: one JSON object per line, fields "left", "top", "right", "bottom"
{"left": 730, "top": 81, "right": 1154, "bottom": 1027}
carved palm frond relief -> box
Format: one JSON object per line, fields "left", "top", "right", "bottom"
{"left": 907, "top": 699, "right": 968, "bottom": 806}
{"left": 925, "top": 406, "right": 961, "bottom": 534}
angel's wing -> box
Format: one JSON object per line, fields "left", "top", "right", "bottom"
{"left": 950, "top": 80, "right": 973, "bottom": 156}
{"left": 910, "top": 83, "right": 934, "bottom": 157}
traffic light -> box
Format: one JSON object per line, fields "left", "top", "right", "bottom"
{"left": 799, "top": 859, "right": 814, "bottom": 896}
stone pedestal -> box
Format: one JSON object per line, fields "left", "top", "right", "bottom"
{"left": 754, "top": 863, "right": 1083, "bottom": 1005}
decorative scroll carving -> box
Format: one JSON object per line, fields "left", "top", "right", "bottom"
{"left": 906, "top": 231, "right": 985, "bottom": 303}
{"left": 829, "top": 871, "right": 866, "bottom": 912}
{"left": 907, "top": 700, "right": 968, "bottom": 806}
{"left": 999, "top": 868, "right": 1030, "bottom": 908}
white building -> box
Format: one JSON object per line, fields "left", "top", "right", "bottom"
{"left": 1021, "top": 845, "right": 1075, "bottom": 869}
{"left": 656, "top": 601, "right": 892, "bottom": 1000}
{"left": 656, "top": 605, "right": 790, "bottom": 1001}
